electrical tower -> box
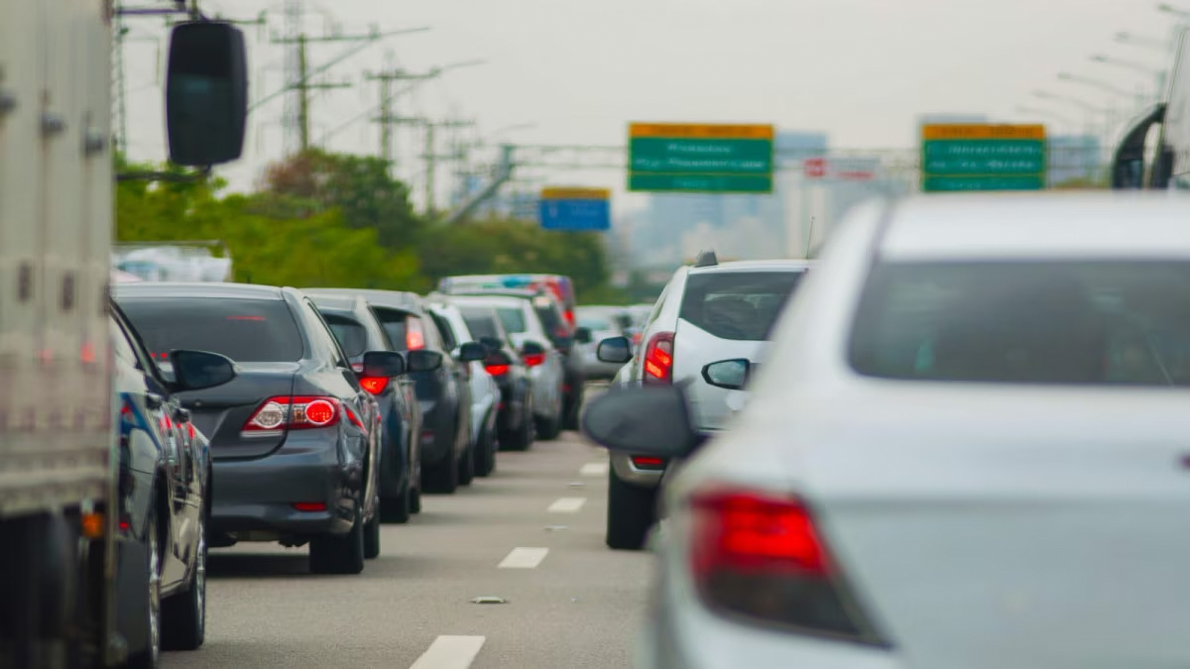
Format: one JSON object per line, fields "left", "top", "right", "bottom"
{"left": 365, "top": 66, "right": 440, "bottom": 167}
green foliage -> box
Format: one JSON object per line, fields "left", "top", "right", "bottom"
{"left": 114, "top": 151, "right": 615, "bottom": 300}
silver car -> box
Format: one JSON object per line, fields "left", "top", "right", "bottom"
{"left": 585, "top": 193, "right": 1190, "bottom": 669}
{"left": 597, "top": 254, "right": 812, "bottom": 549}
{"left": 575, "top": 305, "right": 632, "bottom": 380}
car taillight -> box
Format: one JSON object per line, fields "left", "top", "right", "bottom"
{"left": 523, "top": 352, "right": 546, "bottom": 367}
{"left": 407, "top": 318, "right": 426, "bottom": 350}
{"left": 688, "top": 487, "right": 885, "bottom": 645}
{"left": 242, "top": 396, "right": 343, "bottom": 433}
{"left": 359, "top": 376, "right": 389, "bottom": 395}
{"left": 643, "top": 332, "right": 675, "bottom": 384}
{"left": 485, "top": 363, "right": 510, "bottom": 376}
{"left": 631, "top": 455, "right": 665, "bottom": 469}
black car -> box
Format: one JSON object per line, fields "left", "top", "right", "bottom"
{"left": 115, "top": 283, "right": 419, "bottom": 575}
{"left": 110, "top": 304, "right": 238, "bottom": 666}
{"left": 454, "top": 303, "right": 536, "bottom": 451}
{"left": 311, "top": 294, "right": 429, "bottom": 523}
{"left": 306, "top": 289, "right": 475, "bottom": 494}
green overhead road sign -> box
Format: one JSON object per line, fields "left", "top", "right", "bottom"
{"left": 921, "top": 124, "right": 1047, "bottom": 193}
{"left": 628, "top": 123, "right": 774, "bottom": 194}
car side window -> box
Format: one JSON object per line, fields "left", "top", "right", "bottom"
{"left": 430, "top": 312, "right": 458, "bottom": 350}
{"left": 301, "top": 299, "right": 352, "bottom": 369}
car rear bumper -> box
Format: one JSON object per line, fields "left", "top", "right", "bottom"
{"left": 209, "top": 435, "right": 358, "bottom": 540}
{"left": 611, "top": 451, "right": 666, "bottom": 488}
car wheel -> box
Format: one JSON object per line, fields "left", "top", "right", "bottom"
{"left": 563, "top": 387, "right": 583, "bottom": 431}
{"left": 363, "top": 508, "right": 381, "bottom": 560}
{"left": 410, "top": 481, "right": 422, "bottom": 514}
{"left": 536, "top": 411, "right": 562, "bottom": 441}
{"left": 423, "top": 454, "right": 459, "bottom": 494}
{"left": 161, "top": 512, "right": 206, "bottom": 651}
{"left": 474, "top": 425, "right": 496, "bottom": 477}
{"left": 606, "top": 467, "right": 658, "bottom": 551}
{"left": 124, "top": 506, "right": 162, "bottom": 668}
{"left": 309, "top": 507, "right": 365, "bottom": 575}
{"left": 379, "top": 484, "right": 411, "bottom": 524}
{"left": 457, "top": 439, "right": 476, "bottom": 486}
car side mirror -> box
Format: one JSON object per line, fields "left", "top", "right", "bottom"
{"left": 596, "top": 336, "right": 632, "bottom": 364}
{"left": 582, "top": 385, "right": 700, "bottom": 459}
{"left": 361, "top": 350, "right": 405, "bottom": 378}
{"left": 479, "top": 336, "right": 503, "bottom": 352}
{"left": 573, "top": 327, "right": 593, "bottom": 344}
{"left": 521, "top": 341, "right": 547, "bottom": 356}
{"left": 166, "top": 21, "right": 249, "bottom": 166}
{"left": 408, "top": 349, "right": 444, "bottom": 372}
{"left": 458, "top": 342, "right": 486, "bottom": 362}
{"left": 701, "top": 359, "right": 751, "bottom": 390}
{"left": 169, "top": 350, "right": 238, "bottom": 392}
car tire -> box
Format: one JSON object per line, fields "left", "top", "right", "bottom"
{"left": 457, "top": 440, "right": 476, "bottom": 486}
{"left": 606, "top": 468, "right": 658, "bottom": 551}
{"left": 363, "top": 509, "right": 381, "bottom": 560}
{"left": 379, "top": 482, "right": 411, "bottom": 524}
{"left": 423, "top": 455, "right": 459, "bottom": 494}
{"left": 474, "top": 424, "right": 496, "bottom": 477}
{"left": 410, "top": 481, "right": 422, "bottom": 514}
{"left": 563, "top": 387, "right": 583, "bottom": 431}
{"left": 536, "top": 409, "right": 562, "bottom": 441}
{"left": 124, "top": 505, "right": 162, "bottom": 668}
{"left": 161, "top": 512, "right": 206, "bottom": 651}
{"left": 309, "top": 508, "right": 365, "bottom": 575}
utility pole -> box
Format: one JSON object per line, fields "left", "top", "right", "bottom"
{"left": 365, "top": 67, "right": 438, "bottom": 167}
{"left": 422, "top": 118, "right": 473, "bottom": 216}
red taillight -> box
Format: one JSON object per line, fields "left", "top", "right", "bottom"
{"left": 631, "top": 455, "right": 665, "bottom": 469}
{"left": 344, "top": 407, "right": 367, "bottom": 433}
{"left": 406, "top": 317, "right": 426, "bottom": 351}
{"left": 359, "top": 376, "right": 389, "bottom": 395}
{"left": 643, "top": 332, "right": 675, "bottom": 384}
{"left": 687, "top": 487, "right": 882, "bottom": 643}
{"left": 523, "top": 352, "right": 546, "bottom": 367}
{"left": 485, "top": 363, "right": 510, "bottom": 376}
{"left": 293, "top": 502, "right": 327, "bottom": 512}
{"left": 187, "top": 423, "right": 196, "bottom": 440}
{"left": 242, "top": 396, "right": 343, "bottom": 432}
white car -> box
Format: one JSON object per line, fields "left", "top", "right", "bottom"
{"left": 597, "top": 255, "right": 812, "bottom": 549}
{"left": 426, "top": 301, "right": 502, "bottom": 477}
{"left": 443, "top": 294, "right": 567, "bottom": 440}
{"left": 575, "top": 305, "right": 632, "bottom": 380}
{"left": 584, "top": 192, "right": 1190, "bottom": 669}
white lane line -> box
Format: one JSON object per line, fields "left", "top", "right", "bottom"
{"left": 409, "top": 635, "right": 486, "bottom": 669}
{"left": 498, "top": 547, "right": 549, "bottom": 569}
{"left": 580, "top": 462, "right": 609, "bottom": 477}
{"left": 548, "top": 497, "right": 586, "bottom": 513}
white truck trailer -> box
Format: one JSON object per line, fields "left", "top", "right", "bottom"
{"left": 0, "top": 2, "right": 246, "bottom": 666}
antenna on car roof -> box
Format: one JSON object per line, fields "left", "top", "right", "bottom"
{"left": 694, "top": 249, "right": 718, "bottom": 268}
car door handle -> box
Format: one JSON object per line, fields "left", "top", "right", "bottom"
{"left": 145, "top": 393, "right": 164, "bottom": 410}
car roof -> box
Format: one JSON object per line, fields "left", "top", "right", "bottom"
{"left": 304, "top": 288, "right": 424, "bottom": 314}
{"left": 687, "top": 259, "right": 814, "bottom": 275}
{"left": 880, "top": 192, "right": 1190, "bottom": 261}
{"left": 114, "top": 282, "right": 288, "bottom": 299}
{"left": 308, "top": 294, "right": 359, "bottom": 311}
{"left": 446, "top": 294, "right": 529, "bottom": 309}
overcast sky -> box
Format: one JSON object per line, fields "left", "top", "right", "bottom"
{"left": 121, "top": 0, "right": 1182, "bottom": 208}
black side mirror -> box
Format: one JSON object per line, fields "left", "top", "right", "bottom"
{"left": 522, "top": 341, "right": 547, "bottom": 356}
{"left": 458, "top": 342, "right": 486, "bottom": 362}
{"left": 582, "top": 385, "right": 700, "bottom": 459}
{"left": 166, "top": 21, "right": 248, "bottom": 166}
{"left": 169, "top": 350, "right": 238, "bottom": 392}
{"left": 701, "top": 359, "right": 751, "bottom": 390}
{"left": 596, "top": 336, "right": 633, "bottom": 364}
{"left": 479, "top": 336, "right": 503, "bottom": 352}
{"left": 408, "top": 349, "right": 444, "bottom": 372}
{"left": 573, "top": 327, "right": 593, "bottom": 344}
{"left": 361, "top": 350, "right": 405, "bottom": 378}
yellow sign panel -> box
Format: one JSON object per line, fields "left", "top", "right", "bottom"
{"left": 922, "top": 124, "right": 1046, "bottom": 140}
{"left": 540, "top": 187, "right": 611, "bottom": 201}
{"left": 629, "top": 123, "right": 774, "bottom": 140}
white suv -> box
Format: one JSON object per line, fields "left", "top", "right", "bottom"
{"left": 596, "top": 252, "right": 812, "bottom": 549}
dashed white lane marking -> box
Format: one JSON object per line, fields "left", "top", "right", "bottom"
{"left": 580, "top": 462, "right": 609, "bottom": 477}
{"left": 548, "top": 497, "right": 586, "bottom": 513}
{"left": 409, "top": 635, "right": 486, "bottom": 669}
{"left": 498, "top": 547, "right": 549, "bottom": 569}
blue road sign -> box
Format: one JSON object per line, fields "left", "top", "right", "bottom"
{"left": 538, "top": 188, "right": 611, "bottom": 231}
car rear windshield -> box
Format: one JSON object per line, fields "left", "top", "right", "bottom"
{"left": 322, "top": 314, "right": 368, "bottom": 358}
{"left": 849, "top": 261, "right": 1190, "bottom": 386}
{"left": 460, "top": 309, "right": 500, "bottom": 341}
{"left": 496, "top": 307, "right": 527, "bottom": 334}
{"left": 679, "top": 271, "right": 806, "bottom": 341}
{"left": 120, "top": 297, "right": 304, "bottom": 362}
{"left": 371, "top": 308, "right": 409, "bottom": 351}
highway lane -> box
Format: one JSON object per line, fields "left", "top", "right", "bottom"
{"left": 164, "top": 429, "right": 652, "bottom": 669}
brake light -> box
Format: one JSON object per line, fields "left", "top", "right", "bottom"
{"left": 485, "top": 363, "right": 510, "bottom": 376}
{"left": 688, "top": 487, "right": 884, "bottom": 644}
{"left": 359, "top": 376, "right": 389, "bottom": 395}
{"left": 187, "top": 423, "right": 195, "bottom": 440}
{"left": 643, "top": 332, "right": 675, "bottom": 384}
{"left": 242, "top": 396, "right": 343, "bottom": 433}
{"left": 293, "top": 502, "right": 327, "bottom": 512}
{"left": 406, "top": 318, "right": 426, "bottom": 350}
{"left": 631, "top": 455, "right": 665, "bottom": 469}
{"left": 523, "top": 352, "right": 546, "bottom": 367}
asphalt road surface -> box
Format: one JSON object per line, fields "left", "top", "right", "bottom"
{"left": 164, "top": 430, "right": 652, "bottom": 669}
